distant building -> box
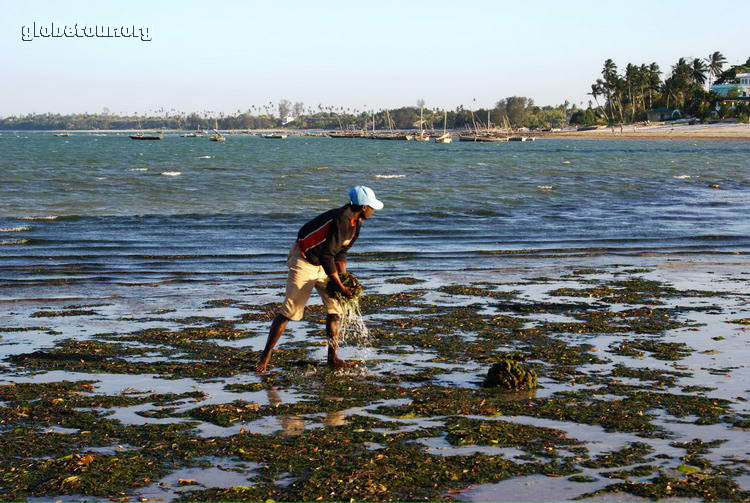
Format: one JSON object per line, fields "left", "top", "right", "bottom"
{"left": 647, "top": 107, "right": 682, "bottom": 122}
{"left": 710, "top": 73, "right": 750, "bottom": 98}
{"left": 281, "top": 116, "right": 295, "bottom": 126}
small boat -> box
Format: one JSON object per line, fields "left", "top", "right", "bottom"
{"left": 414, "top": 105, "right": 430, "bottom": 141}
{"left": 53, "top": 133, "right": 71, "bottom": 137}
{"left": 129, "top": 134, "right": 163, "bottom": 140}
{"left": 209, "top": 128, "right": 225, "bottom": 142}
{"left": 262, "top": 133, "right": 288, "bottom": 139}
{"left": 458, "top": 135, "right": 508, "bottom": 142}
{"left": 435, "top": 111, "right": 452, "bottom": 143}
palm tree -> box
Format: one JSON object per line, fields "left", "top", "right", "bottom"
{"left": 691, "top": 58, "right": 708, "bottom": 88}
{"left": 646, "top": 62, "right": 661, "bottom": 110}
{"left": 706, "top": 51, "right": 727, "bottom": 89}
{"left": 589, "top": 82, "right": 609, "bottom": 123}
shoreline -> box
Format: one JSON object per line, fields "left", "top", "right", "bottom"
{"left": 7, "top": 123, "right": 750, "bottom": 140}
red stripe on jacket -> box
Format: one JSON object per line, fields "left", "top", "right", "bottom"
{"left": 297, "top": 219, "right": 332, "bottom": 257}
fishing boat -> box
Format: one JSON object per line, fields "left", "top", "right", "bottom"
{"left": 208, "top": 127, "right": 225, "bottom": 142}
{"left": 129, "top": 134, "right": 163, "bottom": 140}
{"left": 414, "top": 105, "right": 430, "bottom": 141}
{"left": 262, "top": 133, "right": 288, "bottom": 139}
{"left": 458, "top": 134, "right": 508, "bottom": 142}
{"left": 508, "top": 136, "right": 535, "bottom": 141}
{"left": 435, "top": 111, "right": 452, "bottom": 143}
{"left": 53, "top": 133, "right": 71, "bottom": 137}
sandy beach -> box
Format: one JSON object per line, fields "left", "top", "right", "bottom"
{"left": 547, "top": 122, "right": 750, "bottom": 140}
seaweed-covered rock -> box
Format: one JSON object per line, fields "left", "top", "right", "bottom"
{"left": 483, "top": 360, "right": 537, "bottom": 390}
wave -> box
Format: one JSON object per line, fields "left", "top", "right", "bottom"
{"left": 0, "top": 226, "right": 31, "bottom": 232}
{"left": 537, "top": 186, "right": 554, "bottom": 191}
{"left": 129, "top": 168, "right": 148, "bottom": 172}
{"left": 375, "top": 174, "right": 406, "bottom": 179}
{"left": 21, "top": 216, "right": 58, "bottom": 221}
{"left": 197, "top": 155, "right": 213, "bottom": 159}
{"left": 673, "top": 175, "right": 697, "bottom": 179}
{"left": 161, "top": 172, "right": 182, "bottom": 177}
{"left": 1, "top": 239, "right": 29, "bottom": 245}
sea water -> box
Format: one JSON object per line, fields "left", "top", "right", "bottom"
{"left": 1, "top": 133, "right": 749, "bottom": 296}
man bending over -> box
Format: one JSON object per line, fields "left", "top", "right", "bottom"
{"left": 255, "top": 186, "right": 384, "bottom": 373}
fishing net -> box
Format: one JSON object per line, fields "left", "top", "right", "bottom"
{"left": 326, "top": 273, "right": 371, "bottom": 353}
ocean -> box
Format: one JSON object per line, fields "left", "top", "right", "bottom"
{"left": 2, "top": 132, "right": 749, "bottom": 294}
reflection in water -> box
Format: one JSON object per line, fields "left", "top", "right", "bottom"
{"left": 266, "top": 389, "right": 349, "bottom": 435}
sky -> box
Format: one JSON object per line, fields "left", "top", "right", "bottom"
{"left": 2, "top": 0, "right": 748, "bottom": 117}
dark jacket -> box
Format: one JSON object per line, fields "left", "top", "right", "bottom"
{"left": 297, "top": 204, "right": 361, "bottom": 275}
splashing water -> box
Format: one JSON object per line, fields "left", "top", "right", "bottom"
{"left": 338, "top": 297, "right": 371, "bottom": 351}
{"left": 328, "top": 274, "right": 373, "bottom": 361}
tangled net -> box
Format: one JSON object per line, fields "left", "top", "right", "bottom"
{"left": 326, "top": 273, "right": 371, "bottom": 353}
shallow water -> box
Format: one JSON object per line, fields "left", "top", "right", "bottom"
{"left": 2, "top": 134, "right": 750, "bottom": 501}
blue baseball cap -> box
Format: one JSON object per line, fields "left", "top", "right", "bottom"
{"left": 349, "top": 186, "right": 384, "bottom": 210}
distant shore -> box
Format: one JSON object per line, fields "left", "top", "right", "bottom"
{"left": 15, "top": 123, "right": 750, "bottom": 140}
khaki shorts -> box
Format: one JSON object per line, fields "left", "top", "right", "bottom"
{"left": 278, "top": 244, "right": 342, "bottom": 321}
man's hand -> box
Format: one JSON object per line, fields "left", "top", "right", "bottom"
{"left": 330, "top": 272, "right": 354, "bottom": 298}
{"left": 338, "top": 284, "right": 354, "bottom": 298}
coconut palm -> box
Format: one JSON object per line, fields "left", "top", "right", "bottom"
{"left": 691, "top": 58, "right": 708, "bottom": 87}
{"left": 706, "top": 51, "right": 727, "bottom": 89}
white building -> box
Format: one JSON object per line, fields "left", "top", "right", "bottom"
{"left": 711, "top": 73, "right": 750, "bottom": 97}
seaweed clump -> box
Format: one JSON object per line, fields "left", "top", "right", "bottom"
{"left": 483, "top": 359, "right": 538, "bottom": 390}
{"left": 327, "top": 272, "right": 369, "bottom": 347}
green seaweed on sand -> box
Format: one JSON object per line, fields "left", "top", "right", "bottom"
{"left": 385, "top": 276, "right": 426, "bottom": 285}
{"left": 30, "top": 309, "right": 98, "bottom": 318}
{"left": 550, "top": 277, "right": 723, "bottom": 305}
{"left": 0, "top": 453, "right": 169, "bottom": 499}
{"left": 610, "top": 338, "right": 693, "bottom": 360}
{"left": 438, "top": 284, "right": 518, "bottom": 299}
{"left": 577, "top": 473, "right": 750, "bottom": 501}
{"left": 580, "top": 442, "right": 654, "bottom": 468}
{"left": 443, "top": 416, "right": 582, "bottom": 453}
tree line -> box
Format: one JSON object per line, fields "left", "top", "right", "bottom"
{"left": 0, "top": 98, "right": 576, "bottom": 131}
{"left": 571, "top": 52, "right": 750, "bottom": 126}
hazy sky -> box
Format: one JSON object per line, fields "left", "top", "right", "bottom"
{"left": 3, "top": 0, "right": 747, "bottom": 116}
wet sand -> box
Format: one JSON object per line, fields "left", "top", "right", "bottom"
{"left": 1, "top": 253, "right": 749, "bottom": 501}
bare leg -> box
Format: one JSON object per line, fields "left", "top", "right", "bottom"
{"left": 255, "top": 314, "right": 289, "bottom": 373}
{"left": 326, "top": 313, "right": 358, "bottom": 368}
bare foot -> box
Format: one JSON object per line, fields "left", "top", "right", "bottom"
{"left": 328, "top": 358, "right": 360, "bottom": 369}
{"left": 255, "top": 361, "right": 269, "bottom": 374}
